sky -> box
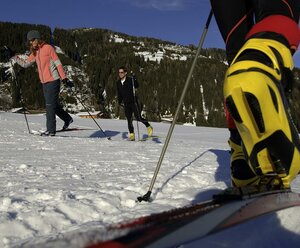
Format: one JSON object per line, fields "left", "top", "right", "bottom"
{"left": 0, "top": 0, "right": 299, "bottom": 65}
{"left": 0, "top": 0, "right": 222, "bottom": 47}
{"left": 0, "top": 0, "right": 300, "bottom": 68}
{"left": 1, "top": 112, "right": 300, "bottom": 247}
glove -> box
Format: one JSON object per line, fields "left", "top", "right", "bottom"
{"left": 1, "top": 46, "right": 15, "bottom": 62}
{"left": 62, "top": 78, "right": 74, "bottom": 88}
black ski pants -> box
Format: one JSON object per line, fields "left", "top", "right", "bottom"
{"left": 42, "top": 79, "right": 72, "bottom": 133}
{"left": 210, "top": 0, "right": 299, "bottom": 63}
{"left": 124, "top": 100, "right": 150, "bottom": 133}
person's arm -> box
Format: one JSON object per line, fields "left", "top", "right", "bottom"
{"left": 13, "top": 54, "right": 35, "bottom": 68}
{"left": 49, "top": 45, "right": 66, "bottom": 80}
{"left": 117, "top": 81, "right": 123, "bottom": 105}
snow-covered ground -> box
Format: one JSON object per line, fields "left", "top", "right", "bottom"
{"left": 0, "top": 112, "right": 300, "bottom": 248}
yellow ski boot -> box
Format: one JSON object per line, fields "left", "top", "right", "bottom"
{"left": 224, "top": 38, "right": 300, "bottom": 189}
{"left": 228, "top": 137, "right": 260, "bottom": 187}
{"left": 129, "top": 133, "right": 135, "bottom": 141}
{"left": 147, "top": 126, "right": 153, "bottom": 137}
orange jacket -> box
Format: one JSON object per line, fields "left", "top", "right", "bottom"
{"left": 15, "top": 43, "right": 66, "bottom": 83}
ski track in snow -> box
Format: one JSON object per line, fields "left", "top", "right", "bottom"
{"left": 1, "top": 112, "right": 300, "bottom": 247}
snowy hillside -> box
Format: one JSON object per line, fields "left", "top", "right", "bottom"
{"left": 1, "top": 112, "right": 300, "bottom": 248}
{"left": 109, "top": 33, "right": 192, "bottom": 63}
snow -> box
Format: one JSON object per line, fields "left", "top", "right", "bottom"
{"left": 109, "top": 33, "right": 191, "bottom": 62}
{"left": 0, "top": 112, "right": 300, "bottom": 248}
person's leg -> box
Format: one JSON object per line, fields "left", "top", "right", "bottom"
{"left": 252, "top": 0, "right": 299, "bottom": 28}
{"left": 42, "top": 81, "right": 58, "bottom": 134}
{"left": 211, "top": 0, "right": 254, "bottom": 64}
{"left": 125, "top": 104, "right": 135, "bottom": 140}
{"left": 51, "top": 80, "right": 73, "bottom": 129}
{"left": 211, "top": 0, "right": 257, "bottom": 186}
{"left": 211, "top": 0, "right": 253, "bottom": 141}
{"left": 224, "top": 0, "right": 300, "bottom": 188}
{"left": 133, "top": 100, "right": 150, "bottom": 127}
{"left": 133, "top": 100, "right": 153, "bottom": 136}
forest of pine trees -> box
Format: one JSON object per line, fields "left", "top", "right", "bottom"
{"left": 1, "top": 21, "right": 300, "bottom": 129}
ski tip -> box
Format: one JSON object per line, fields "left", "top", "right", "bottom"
{"left": 30, "top": 130, "right": 41, "bottom": 135}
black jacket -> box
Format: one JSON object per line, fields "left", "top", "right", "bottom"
{"left": 117, "top": 76, "right": 139, "bottom": 105}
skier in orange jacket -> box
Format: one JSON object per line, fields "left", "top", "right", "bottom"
{"left": 14, "top": 30, "right": 74, "bottom": 136}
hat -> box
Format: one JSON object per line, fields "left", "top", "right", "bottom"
{"left": 27, "top": 30, "right": 41, "bottom": 41}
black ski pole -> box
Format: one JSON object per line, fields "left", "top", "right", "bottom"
{"left": 16, "top": 71, "right": 31, "bottom": 134}
{"left": 137, "top": 9, "right": 213, "bottom": 202}
{"left": 7, "top": 49, "right": 31, "bottom": 134}
{"left": 131, "top": 74, "right": 140, "bottom": 141}
{"left": 70, "top": 88, "right": 111, "bottom": 140}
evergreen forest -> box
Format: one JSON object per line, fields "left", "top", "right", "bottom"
{"left": 1, "top": 22, "right": 300, "bottom": 129}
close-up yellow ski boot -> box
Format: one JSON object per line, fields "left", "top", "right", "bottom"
{"left": 224, "top": 38, "right": 300, "bottom": 189}
{"left": 228, "top": 137, "right": 260, "bottom": 187}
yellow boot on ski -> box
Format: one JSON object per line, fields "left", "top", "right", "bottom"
{"left": 129, "top": 133, "right": 135, "bottom": 141}
{"left": 147, "top": 126, "right": 153, "bottom": 137}
{"left": 228, "top": 138, "right": 260, "bottom": 187}
{"left": 224, "top": 38, "right": 300, "bottom": 188}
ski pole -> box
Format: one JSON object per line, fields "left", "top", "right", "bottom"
{"left": 7, "top": 50, "right": 31, "bottom": 134}
{"left": 70, "top": 88, "right": 111, "bottom": 140}
{"left": 131, "top": 74, "right": 140, "bottom": 141}
{"left": 137, "top": 9, "right": 213, "bottom": 202}
{"left": 15, "top": 69, "right": 31, "bottom": 134}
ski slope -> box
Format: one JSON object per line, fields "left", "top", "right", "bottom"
{"left": 0, "top": 112, "right": 300, "bottom": 247}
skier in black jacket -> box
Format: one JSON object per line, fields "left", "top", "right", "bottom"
{"left": 116, "top": 66, "right": 153, "bottom": 141}
{"left": 210, "top": 0, "right": 300, "bottom": 189}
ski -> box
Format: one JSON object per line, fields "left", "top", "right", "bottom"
{"left": 29, "top": 130, "right": 44, "bottom": 136}
{"left": 139, "top": 135, "right": 160, "bottom": 142}
{"left": 86, "top": 188, "right": 300, "bottom": 248}
{"left": 124, "top": 136, "right": 160, "bottom": 141}
{"left": 56, "top": 127, "right": 93, "bottom": 132}
{"left": 30, "top": 127, "right": 92, "bottom": 136}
